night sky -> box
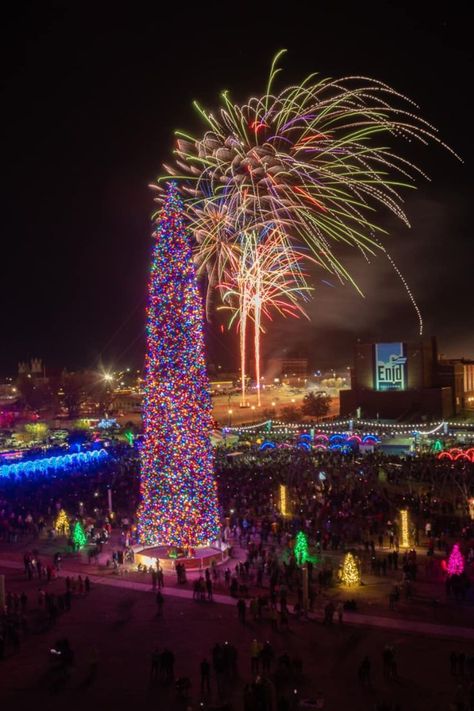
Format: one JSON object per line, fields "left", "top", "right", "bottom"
{"left": 1, "top": 3, "right": 472, "bottom": 375}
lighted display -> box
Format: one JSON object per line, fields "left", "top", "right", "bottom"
{"left": 136, "top": 182, "right": 220, "bottom": 547}
{"left": 374, "top": 342, "right": 407, "bottom": 391}
{"left": 341, "top": 552, "right": 361, "bottom": 586}
{"left": 400, "top": 509, "right": 410, "bottom": 548}
{"left": 280, "top": 484, "right": 288, "bottom": 517}
{"left": 0, "top": 448, "right": 108, "bottom": 479}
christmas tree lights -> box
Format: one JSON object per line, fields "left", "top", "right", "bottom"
{"left": 137, "top": 182, "right": 220, "bottom": 547}
{"left": 341, "top": 552, "right": 360, "bottom": 586}
{"left": 294, "top": 531, "right": 310, "bottom": 565}
{"left": 447, "top": 543, "right": 464, "bottom": 576}
{"left": 400, "top": 509, "right": 410, "bottom": 548}
{"left": 54, "top": 509, "right": 70, "bottom": 537}
{"left": 280, "top": 484, "right": 289, "bottom": 517}
{"left": 72, "top": 521, "right": 87, "bottom": 550}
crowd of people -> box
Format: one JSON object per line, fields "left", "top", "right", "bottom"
{"left": 0, "top": 571, "right": 91, "bottom": 662}
{"left": 1, "top": 443, "right": 474, "bottom": 551}
{"left": 2, "top": 444, "right": 474, "bottom": 608}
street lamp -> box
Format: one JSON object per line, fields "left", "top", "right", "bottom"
{"left": 228, "top": 409, "right": 233, "bottom": 427}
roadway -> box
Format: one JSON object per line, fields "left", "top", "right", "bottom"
{"left": 211, "top": 386, "right": 340, "bottom": 426}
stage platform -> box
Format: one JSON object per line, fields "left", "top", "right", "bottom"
{"left": 133, "top": 543, "right": 230, "bottom": 572}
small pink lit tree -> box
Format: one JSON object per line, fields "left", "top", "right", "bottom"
{"left": 447, "top": 543, "right": 464, "bottom": 576}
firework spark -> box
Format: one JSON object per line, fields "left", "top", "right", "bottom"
{"left": 219, "top": 228, "right": 313, "bottom": 405}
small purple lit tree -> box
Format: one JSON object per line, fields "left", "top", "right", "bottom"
{"left": 447, "top": 543, "right": 464, "bottom": 576}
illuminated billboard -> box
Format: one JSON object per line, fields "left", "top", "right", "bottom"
{"left": 374, "top": 342, "right": 407, "bottom": 391}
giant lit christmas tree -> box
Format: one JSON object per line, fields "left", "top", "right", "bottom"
{"left": 137, "top": 182, "right": 220, "bottom": 547}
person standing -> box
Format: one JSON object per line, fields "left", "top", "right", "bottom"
{"left": 250, "top": 639, "right": 261, "bottom": 675}
{"left": 156, "top": 590, "right": 164, "bottom": 617}
{"left": 150, "top": 648, "right": 160, "bottom": 681}
{"left": 200, "top": 657, "right": 211, "bottom": 694}
{"left": 20, "top": 592, "right": 28, "bottom": 613}
{"left": 88, "top": 646, "right": 99, "bottom": 681}
{"left": 358, "top": 656, "right": 371, "bottom": 686}
{"left": 162, "top": 648, "right": 174, "bottom": 683}
{"left": 237, "top": 598, "right": 246, "bottom": 624}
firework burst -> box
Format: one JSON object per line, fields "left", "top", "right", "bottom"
{"left": 153, "top": 51, "right": 459, "bottom": 396}
{"left": 218, "top": 227, "right": 313, "bottom": 404}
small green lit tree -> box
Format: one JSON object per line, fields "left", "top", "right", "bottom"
{"left": 72, "top": 521, "right": 87, "bottom": 550}
{"left": 294, "top": 530, "right": 319, "bottom": 566}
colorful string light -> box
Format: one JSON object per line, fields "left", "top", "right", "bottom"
{"left": 137, "top": 182, "right": 220, "bottom": 547}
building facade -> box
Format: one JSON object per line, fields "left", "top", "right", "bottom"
{"left": 340, "top": 338, "right": 469, "bottom": 420}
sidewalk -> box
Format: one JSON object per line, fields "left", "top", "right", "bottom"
{"left": 2, "top": 556, "right": 474, "bottom": 641}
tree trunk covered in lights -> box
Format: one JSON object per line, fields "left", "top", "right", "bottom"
{"left": 137, "top": 182, "right": 220, "bottom": 548}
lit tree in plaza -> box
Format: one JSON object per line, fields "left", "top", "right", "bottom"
{"left": 137, "top": 182, "right": 220, "bottom": 547}
{"left": 341, "top": 552, "right": 360, "bottom": 586}
{"left": 447, "top": 543, "right": 464, "bottom": 576}
{"left": 54, "top": 509, "right": 70, "bottom": 537}
{"left": 294, "top": 531, "right": 310, "bottom": 566}
{"left": 72, "top": 521, "right": 87, "bottom": 550}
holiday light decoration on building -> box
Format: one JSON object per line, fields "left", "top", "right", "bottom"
{"left": 137, "top": 182, "right": 220, "bottom": 547}
{"left": 400, "top": 509, "right": 410, "bottom": 548}
{"left": 54, "top": 509, "right": 70, "bottom": 537}
{"left": 72, "top": 521, "right": 87, "bottom": 549}
{"left": 157, "top": 50, "right": 460, "bottom": 353}
{"left": 447, "top": 544, "right": 464, "bottom": 576}
{"left": 280, "top": 484, "right": 289, "bottom": 517}
{"left": 341, "top": 552, "right": 361, "bottom": 586}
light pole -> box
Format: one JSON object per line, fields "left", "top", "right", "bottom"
{"left": 228, "top": 409, "right": 233, "bottom": 427}
{"left": 107, "top": 485, "right": 113, "bottom": 517}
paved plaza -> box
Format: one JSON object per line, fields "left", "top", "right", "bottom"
{"left": 2, "top": 536, "right": 474, "bottom": 710}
